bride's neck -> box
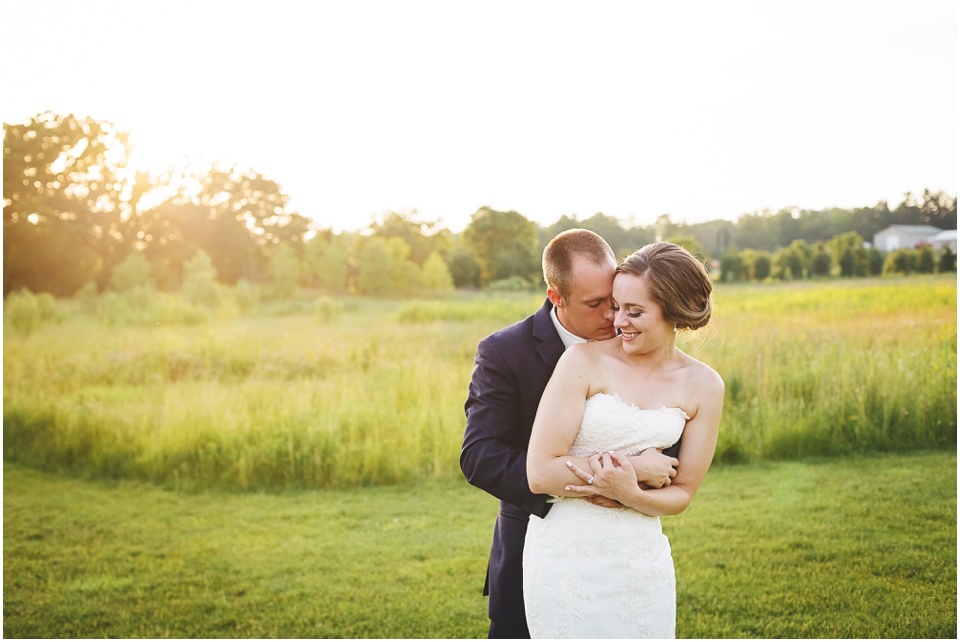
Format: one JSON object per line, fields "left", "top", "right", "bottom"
{"left": 628, "top": 342, "right": 678, "bottom": 372}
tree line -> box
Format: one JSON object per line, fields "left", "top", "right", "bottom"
{"left": 4, "top": 112, "right": 957, "bottom": 299}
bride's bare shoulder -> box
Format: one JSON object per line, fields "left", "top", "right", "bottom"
{"left": 559, "top": 338, "right": 620, "bottom": 369}
{"left": 680, "top": 352, "right": 724, "bottom": 395}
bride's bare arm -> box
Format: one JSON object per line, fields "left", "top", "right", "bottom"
{"left": 526, "top": 346, "right": 599, "bottom": 497}
{"left": 567, "top": 367, "right": 724, "bottom": 515}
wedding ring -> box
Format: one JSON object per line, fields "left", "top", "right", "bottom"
{"left": 587, "top": 476, "right": 595, "bottom": 485}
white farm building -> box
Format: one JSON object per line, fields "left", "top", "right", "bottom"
{"left": 873, "top": 225, "right": 957, "bottom": 252}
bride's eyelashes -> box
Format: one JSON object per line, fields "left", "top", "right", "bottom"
{"left": 611, "top": 304, "right": 642, "bottom": 318}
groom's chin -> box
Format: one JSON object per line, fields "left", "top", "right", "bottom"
{"left": 594, "top": 327, "right": 618, "bottom": 341}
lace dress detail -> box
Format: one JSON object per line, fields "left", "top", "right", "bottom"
{"left": 523, "top": 393, "right": 688, "bottom": 639}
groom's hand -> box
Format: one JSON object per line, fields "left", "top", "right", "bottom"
{"left": 584, "top": 495, "right": 623, "bottom": 509}
{"left": 629, "top": 448, "right": 678, "bottom": 489}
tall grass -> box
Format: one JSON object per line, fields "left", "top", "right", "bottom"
{"left": 698, "top": 277, "right": 956, "bottom": 462}
{"left": 3, "top": 278, "right": 955, "bottom": 491}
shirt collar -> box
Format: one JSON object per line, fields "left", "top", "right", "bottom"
{"left": 550, "top": 305, "right": 588, "bottom": 349}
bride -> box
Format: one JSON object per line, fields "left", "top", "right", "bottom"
{"left": 523, "top": 242, "right": 724, "bottom": 639}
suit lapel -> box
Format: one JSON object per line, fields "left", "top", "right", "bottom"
{"left": 532, "top": 298, "right": 565, "bottom": 369}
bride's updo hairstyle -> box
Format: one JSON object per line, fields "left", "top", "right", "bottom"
{"left": 616, "top": 242, "right": 713, "bottom": 331}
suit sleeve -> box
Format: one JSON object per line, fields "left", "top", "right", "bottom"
{"left": 461, "top": 335, "right": 551, "bottom": 518}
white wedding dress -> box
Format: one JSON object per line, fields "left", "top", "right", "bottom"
{"left": 523, "top": 392, "right": 688, "bottom": 639}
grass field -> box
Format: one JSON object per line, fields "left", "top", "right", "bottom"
{"left": 3, "top": 276, "right": 956, "bottom": 491}
{"left": 3, "top": 451, "right": 955, "bottom": 638}
{"left": 3, "top": 275, "right": 957, "bottom": 638}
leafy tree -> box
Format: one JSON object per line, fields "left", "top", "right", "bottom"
{"left": 579, "top": 213, "right": 632, "bottom": 259}
{"left": 356, "top": 237, "right": 393, "bottom": 296}
{"left": 811, "top": 245, "right": 832, "bottom": 277}
{"left": 654, "top": 214, "right": 677, "bottom": 244}
{"left": 368, "top": 210, "right": 447, "bottom": 266}
{"left": 866, "top": 247, "right": 885, "bottom": 276}
{"left": 882, "top": 249, "right": 918, "bottom": 275}
{"left": 766, "top": 208, "right": 799, "bottom": 248}
{"left": 829, "top": 232, "right": 868, "bottom": 277}
{"left": 774, "top": 245, "right": 803, "bottom": 280}
{"left": 938, "top": 247, "right": 956, "bottom": 273}
{"left": 385, "top": 237, "right": 421, "bottom": 296}
{"left": 790, "top": 240, "right": 814, "bottom": 274}
{"left": 539, "top": 214, "right": 582, "bottom": 247}
{"left": 464, "top": 207, "right": 539, "bottom": 287}
{"left": 838, "top": 248, "right": 857, "bottom": 277}
{"left": 735, "top": 211, "right": 779, "bottom": 252}
{"left": 302, "top": 234, "right": 349, "bottom": 291}
{"left": 682, "top": 219, "right": 737, "bottom": 261}
{"left": 109, "top": 251, "right": 155, "bottom": 292}
{"left": 268, "top": 243, "right": 301, "bottom": 299}
{"left": 917, "top": 246, "right": 936, "bottom": 274}
{"left": 138, "top": 162, "right": 309, "bottom": 286}
{"left": 918, "top": 189, "right": 958, "bottom": 229}
{"left": 753, "top": 251, "right": 772, "bottom": 281}
{"left": 719, "top": 247, "right": 742, "bottom": 283}
{"left": 421, "top": 251, "right": 455, "bottom": 292}
{"left": 4, "top": 112, "right": 135, "bottom": 295}
{"left": 180, "top": 249, "right": 221, "bottom": 307}
{"left": 446, "top": 245, "right": 481, "bottom": 289}
{"left": 737, "top": 249, "right": 763, "bottom": 281}
{"left": 665, "top": 234, "right": 708, "bottom": 265}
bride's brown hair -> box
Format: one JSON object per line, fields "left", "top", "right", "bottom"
{"left": 616, "top": 242, "right": 713, "bottom": 331}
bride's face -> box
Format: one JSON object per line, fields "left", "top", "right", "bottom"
{"left": 611, "top": 273, "right": 673, "bottom": 352}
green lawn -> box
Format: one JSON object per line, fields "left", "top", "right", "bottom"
{"left": 3, "top": 451, "right": 956, "bottom": 638}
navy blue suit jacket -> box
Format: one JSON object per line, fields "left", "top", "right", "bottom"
{"left": 461, "top": 298, "right": 563, "bottom": 632}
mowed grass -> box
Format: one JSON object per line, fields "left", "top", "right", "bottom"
{"left": 3, "top": 276, "right": 956, "bottom": 491}
{"left": 4, "top": 451, "right": 955, "bottom": 638}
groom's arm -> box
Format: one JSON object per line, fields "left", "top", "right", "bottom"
{"left": 629, "top": 448, "right": 680, "bottom": 488}
{"left": 461, "top": 336, "right": 551, "bottom": 518}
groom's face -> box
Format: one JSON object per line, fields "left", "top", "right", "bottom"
{"left": 552, "top": 255, "right": 617, "bottom": 341}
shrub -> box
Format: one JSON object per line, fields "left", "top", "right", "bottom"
{"left": 867, "top": 248, "right": 886, "bottom": 276}
{"left": 811, "top": 251, "right": 832, "bottom": 277}
{"left": 96, "top": 288, "right": 209, "bottom": 326}
{"left": 917, "top": 246, "right": 936, "bottom": 274}
{"left": 4, "top": 289, "right": 62, "bottom": 336}
{"left": 233, "top": 279, "right": 262, "bottom": 313}
{"left": 939, "top": 247, "right": 956, "bottom": 273}
{"left": 109, "top": 252, "right": 156, "bottom": 292}
{"left": 74, "top": 280, "right": 99, "bottom": 314}
{"left": 487, "top": 275, "right": 533, "bottom": 291}
{"left": 181, "top": 250, "right": 222, "bottom": 307}
{"left": 315, "top": 295, "right": 344, "bottom": 323}
{"left": 883, "top": 249, "right": 918, "bottom": 275}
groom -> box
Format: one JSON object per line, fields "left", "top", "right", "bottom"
{"left": 461, "top": 228, "right": 681, "bottom": 639}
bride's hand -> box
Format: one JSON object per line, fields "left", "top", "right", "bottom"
{"left": 565, "top": 451, "right": 638, "bottom": 502}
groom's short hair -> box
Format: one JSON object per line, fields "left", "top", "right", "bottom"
{"left": 542, "top": 229, "right": 616, "bottom": 301}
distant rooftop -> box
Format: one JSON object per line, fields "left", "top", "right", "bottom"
{"left": 929, "top": 229, "right": 957, "bottom": 241}
{"left": 881, "top": 225, "right": 944, "bottom": 234}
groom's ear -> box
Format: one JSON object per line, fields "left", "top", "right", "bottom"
{"left": 547, "top": 287, "right": 565, "bottom": 309}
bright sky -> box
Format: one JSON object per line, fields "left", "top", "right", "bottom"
{"left": 3, "top": 0, "right": 957, "bottom": 233}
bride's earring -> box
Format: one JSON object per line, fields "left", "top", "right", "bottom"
{"left": 673, "top": 326, "right": 678, "bottom": 333}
